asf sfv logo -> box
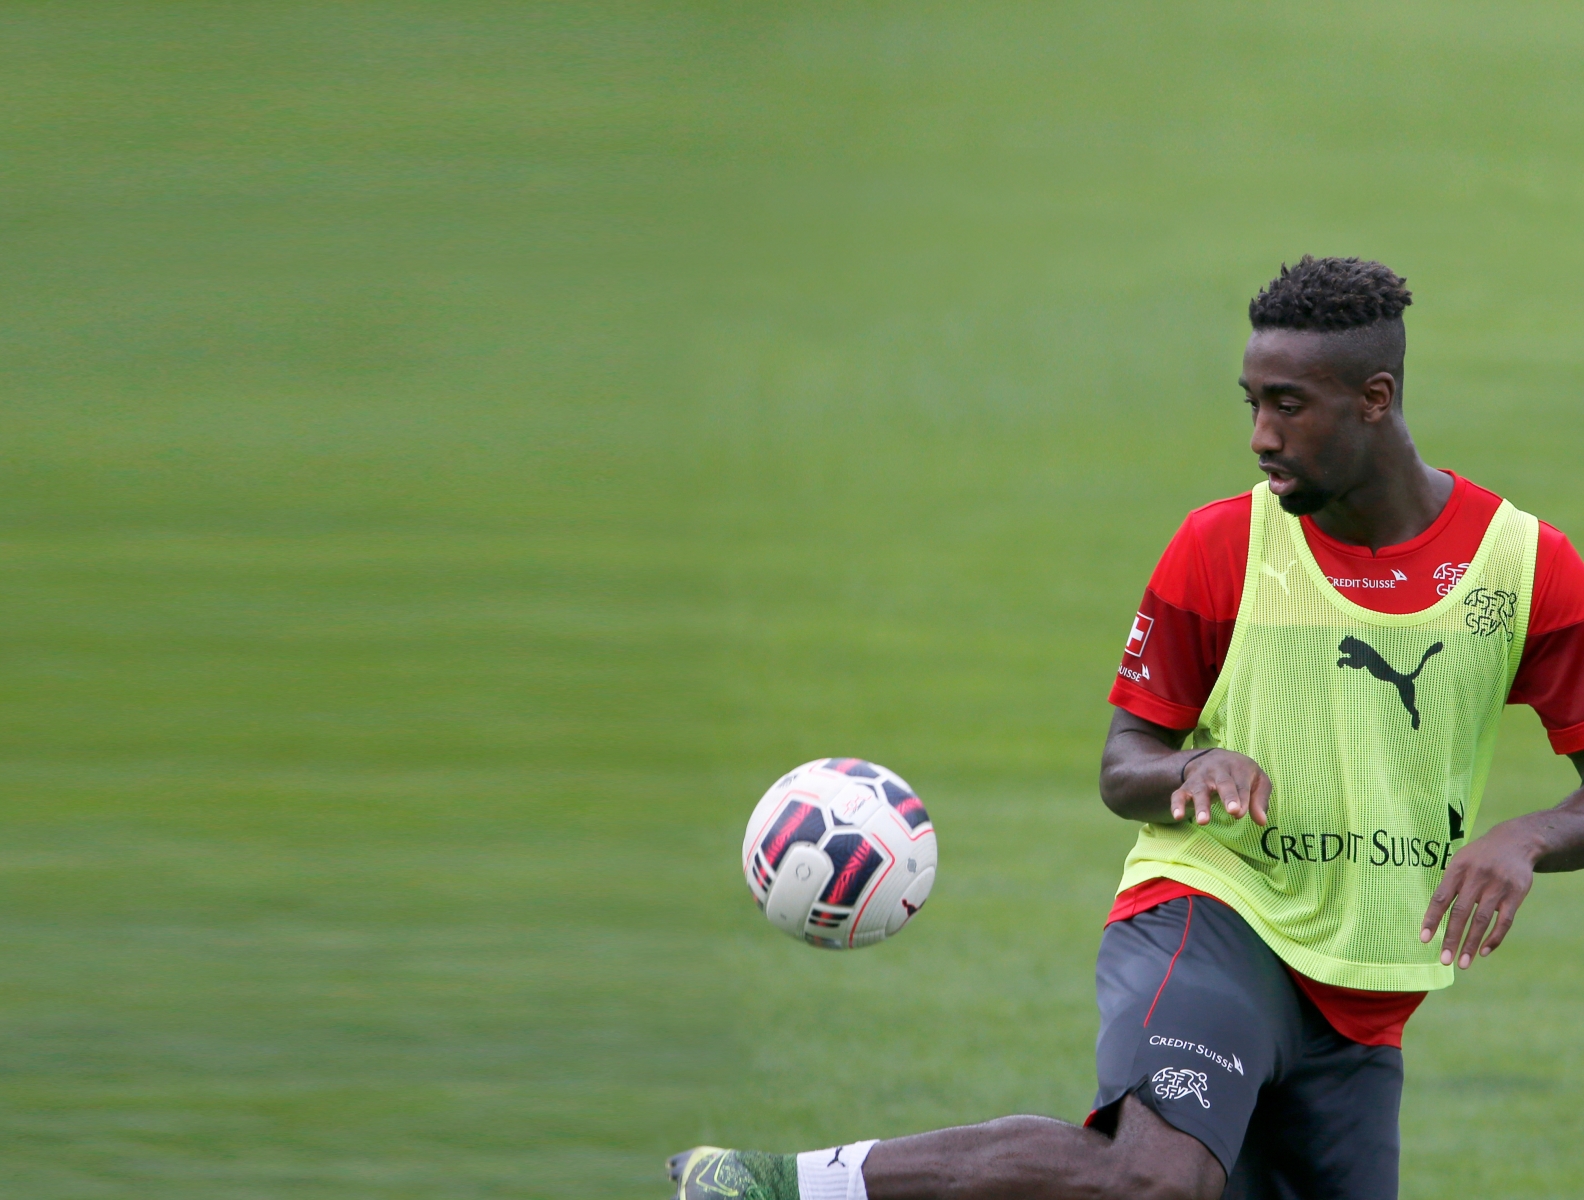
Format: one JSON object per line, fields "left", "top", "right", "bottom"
{"left": 1152, "top": 1067, "right": 1211, "bottom": 1109}
{"left": 1337, "top": 636, "right": 1443, "bottom": 730}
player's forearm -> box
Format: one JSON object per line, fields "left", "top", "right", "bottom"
{"left": 1099, "top": 710, "right": 1195, "bottom": 822}
{"left": 1100, "top": 708, "right": 1272, "bottom": 828}
{"left": 1516, "top": 790, "right": 1584, "bottom": 873}
{"left": 1100, "top": 745, "right": 1206, "bottom": 823}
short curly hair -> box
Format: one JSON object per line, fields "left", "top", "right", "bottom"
{"left": 1249, "top": 256, "right": 1412, "bottom": 392}
{"left": 1249, "top": 255, "right": 1412, "bottom": 332}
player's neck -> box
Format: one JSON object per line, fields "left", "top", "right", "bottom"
{"left": 1307, "top": 444, "right": 1453, "bottom": 554}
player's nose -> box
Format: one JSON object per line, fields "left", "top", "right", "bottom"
{"left": 1250, "top": 408, "right": 1282, "bottom": 455}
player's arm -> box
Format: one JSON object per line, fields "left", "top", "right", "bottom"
{"left": 1424, "top": 527, "right": 1584, "bottom": 969}
{"left": 1103, "top": 498, "right": 1260, "bottom": 827}
{"left": 1099, "top": 708, "right": 1271, "bottom": 827}
{"left": 1421, "top": 751, "right": 1584, "bottom": 970}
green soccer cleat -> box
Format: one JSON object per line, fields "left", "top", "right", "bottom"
{"left": 667, "top": 1146, "right": 798, "bottom": 1200}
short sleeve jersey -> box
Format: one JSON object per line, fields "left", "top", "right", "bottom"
{"left": 1109, "top": 473, "right": 1584, "bottom": 748}
{"left": 1106, "top": 472, "right": 1584, "bottom": 1047}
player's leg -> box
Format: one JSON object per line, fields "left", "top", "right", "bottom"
{"left": 1088, "top": 897, "right": 1300, "bottom": 1177}
{"left": 670, "top": 897, "right": 1289, "bottom": 1200}
{"left": 1222, "top": 996, "right": 1404, "bottom": 1200}
{"left": 670, "top": 1097, "right": 1222, "bottom": 1200}
{"left": 862, "top": 1094, "right": 1224, "bottom": 1200}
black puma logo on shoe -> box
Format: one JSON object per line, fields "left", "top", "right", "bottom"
{"left": 1336, "top": 636, "right": 1444, "bottom": 730}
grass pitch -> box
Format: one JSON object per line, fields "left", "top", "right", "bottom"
{"left": 4, "top": 4, "right": 1584, "bottom": 1197}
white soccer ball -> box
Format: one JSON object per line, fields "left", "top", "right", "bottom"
{"left": 742, "top": 758, "right": 937, "bottom": 949}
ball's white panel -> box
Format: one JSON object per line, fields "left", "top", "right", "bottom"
{"left": 885, "top": 866, "right": 936, "bottom": 935}
{"left": 764, "top": 842, "right": 833, "bottom": 938}
{"left": 827, "top": 781, "right": 881, "bottom": 827}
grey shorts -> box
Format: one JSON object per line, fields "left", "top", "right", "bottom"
{"left": 1089, "top": 897, "right": 1403, "bottom": 1199}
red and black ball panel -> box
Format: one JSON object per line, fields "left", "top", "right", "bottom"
{"left": 882, "top": 779, "right": 930, "bottom": 829}
{"left": 823, "top": 758, "right": 881, "bottom": 779}
{"left": 807, "top": 905, "right": 845, "bottom": 929}
{"left": 759, "top": 800, "right": 826, "bottom": 869}
{"left": 750, "top": 855, "right": 773, "bottom": 892}
{"left": 819, "top": 833, "right": 885, "bottom": 906}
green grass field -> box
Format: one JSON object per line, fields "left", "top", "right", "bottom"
{"left": 5, "top": 3, "right": 1584, "bottom": 1196}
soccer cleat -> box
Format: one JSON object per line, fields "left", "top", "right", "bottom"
{"left": 669, "top": 1148, "right": 738, "bottom": 1199}
{"left": 667, "top": 1146, "right": 798, "bottom": 1200}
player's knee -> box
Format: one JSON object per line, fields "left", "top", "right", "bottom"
{"left": 1104, "top": 1098, "right": 1225, "bottom": 1200}
{"left": 1154, "top": 1173, "right": 1223, "bottom": 1200}
{"left": 1106, "top": 1159, "right": 1222, "bottom": 1200}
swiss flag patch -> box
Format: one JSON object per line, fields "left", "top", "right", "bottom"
{"left": 1124, "top": 612, "right": 1154, "bottom": 657}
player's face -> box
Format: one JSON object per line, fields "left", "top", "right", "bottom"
{"left": 1239, "top": 330, "right": 1372, "bottom": 516}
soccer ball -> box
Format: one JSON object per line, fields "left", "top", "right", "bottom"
{"left": 742, "top": 758, "right": 937, "bottom": 949}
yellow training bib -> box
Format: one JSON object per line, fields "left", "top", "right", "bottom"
{"left": 1117, "top": 483, "right": 1537, "bottom": 991}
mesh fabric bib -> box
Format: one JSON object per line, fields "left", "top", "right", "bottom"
{"left": 1117, "top": 482, "right": 1538, "bottom": 990}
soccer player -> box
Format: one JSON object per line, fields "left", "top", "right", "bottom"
{"left": 668, "top": 257, "right": 1584, "bottom": 1200}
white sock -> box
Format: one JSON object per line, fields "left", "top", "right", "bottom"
{"left": 796, "top": 1140, "right": 877, "bottom": 1200}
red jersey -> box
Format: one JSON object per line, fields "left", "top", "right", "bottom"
{"left": 1106, "top": 473, "right": 1584, "bottom": 1047}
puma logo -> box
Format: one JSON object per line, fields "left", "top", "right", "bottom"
{"left": 901, "top": 898, "right": 924, "bottom": 917}
{"left": 1336, "top": 636, "right": 1444, "bottom": 730}
{"left": 1261, "top": 559, "right": 1298, "bottom": 594}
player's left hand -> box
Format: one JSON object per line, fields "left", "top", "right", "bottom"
{"left": 1419, "top": 819, "right": 1540, "bottom": 970}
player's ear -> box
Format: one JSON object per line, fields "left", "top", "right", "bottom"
{"left": 1359, "top": 371, "right": 1397, "bottom": 423}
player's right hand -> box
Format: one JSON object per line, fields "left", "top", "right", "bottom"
{"left": 1171, "top": 749, "right": 1271, "bottom": 827}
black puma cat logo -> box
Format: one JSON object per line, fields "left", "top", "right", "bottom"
{"left": 1336, "top": 636, "right": 1444, "bottom": 730}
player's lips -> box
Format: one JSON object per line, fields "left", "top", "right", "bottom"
{"left": 1259, "top": 463, "right": 1299, "bottom": 494}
